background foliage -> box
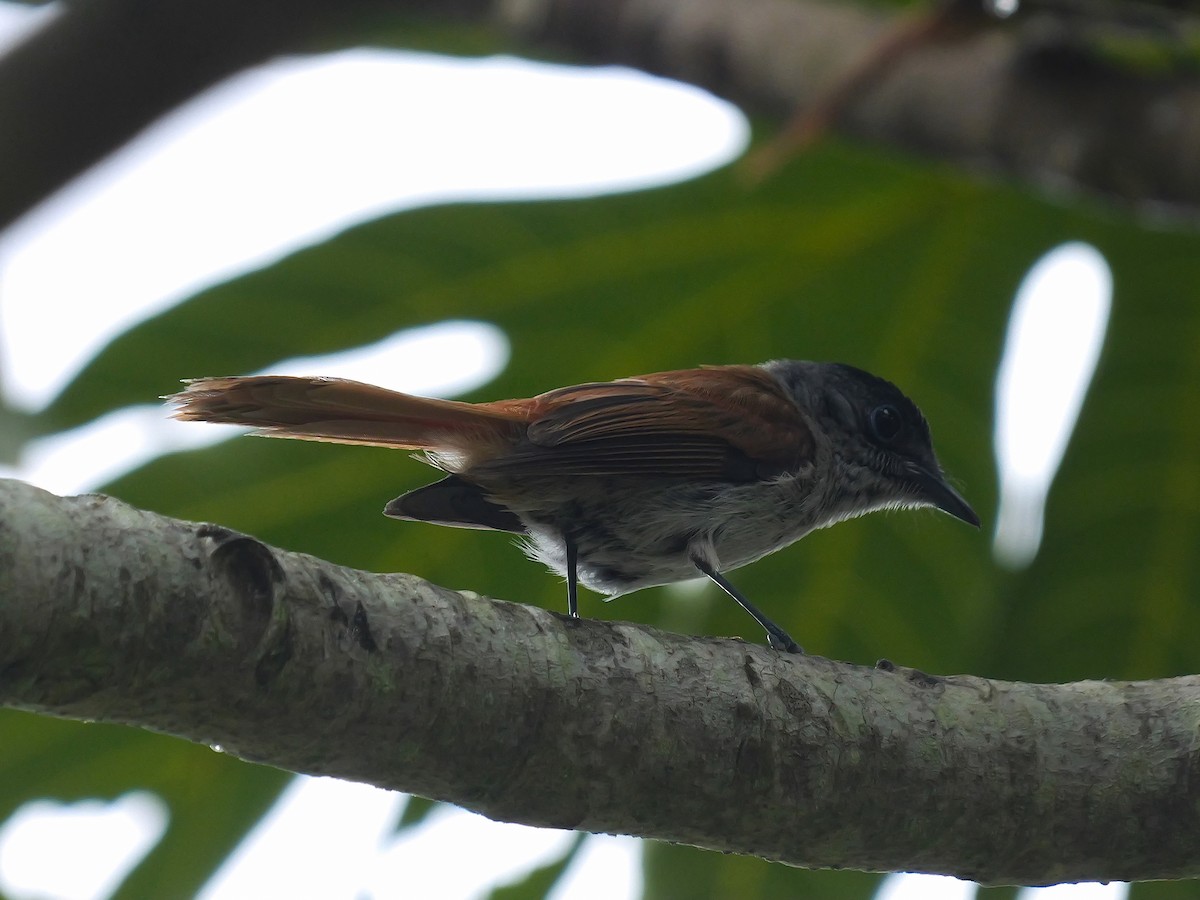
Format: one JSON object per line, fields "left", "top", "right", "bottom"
{"left": 4, "top": 5, "right": 1200, "bottom": 898}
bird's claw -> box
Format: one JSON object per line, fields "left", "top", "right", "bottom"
{"left": 767, "top": 631, "right": 804, "bottom": 654}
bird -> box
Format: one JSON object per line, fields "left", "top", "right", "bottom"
{"left": 167, "top": 360, "right": 979, "bottom": 653}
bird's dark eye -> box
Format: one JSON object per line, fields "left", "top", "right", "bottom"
{"left": 869, "top": 404, "right": 903, "bottom": 443}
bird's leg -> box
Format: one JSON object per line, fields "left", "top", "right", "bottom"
{"left": 565, "top": 534, "right": 580, "bottom": 619}
{"left": 691, "top": 556, "right": 803, "bottom": 654}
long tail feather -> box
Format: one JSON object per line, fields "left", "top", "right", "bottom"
{"left": 167, "top": 375, "right": 523, "bottom": 453}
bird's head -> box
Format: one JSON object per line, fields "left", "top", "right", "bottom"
{"left": 765, "top": 360, "right": 980, "bottom": 527}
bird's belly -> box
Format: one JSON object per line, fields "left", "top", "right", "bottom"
{"left": 513, "top": 476, "right": 819, "bottom": 596}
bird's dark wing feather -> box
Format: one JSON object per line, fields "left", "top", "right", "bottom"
{"left": 471, "top": 366, "right": 813, "bottom": 481}
{"left": 384, "top": 475, "right": 525, "bottom": 532}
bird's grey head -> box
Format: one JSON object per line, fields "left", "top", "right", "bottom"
{"left": 763, "top": 360, "right": 979, "bottom": 527}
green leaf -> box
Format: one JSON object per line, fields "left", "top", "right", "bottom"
{"left": 394, "top": 793, "right": 439, "bottom": 832}
{"left": 1129, "top": 879, "right": 1200, "bottom": 899}
{"left": 486, "top": 832, "right": 586, "bottom": 900}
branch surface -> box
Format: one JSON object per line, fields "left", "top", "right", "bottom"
{"left": 2, "top": 477, "right": 1199, "bottom": 885}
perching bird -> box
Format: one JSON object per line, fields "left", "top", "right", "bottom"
{"left": 169, "top": 360, "right": 978, "bottom": 652}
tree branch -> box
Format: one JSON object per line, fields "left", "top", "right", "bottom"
{"left": 502, "top": 0, "right": 1200, "bottom": 218}
{"left": 2, "top": 477, "right": 1199, "bottom": 885}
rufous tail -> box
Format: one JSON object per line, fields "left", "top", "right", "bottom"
{"left": 167, "top": 376, "right": 523, "bottom": 452}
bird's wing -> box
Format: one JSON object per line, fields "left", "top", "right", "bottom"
{"left": 472, "top": 365, "right": 814, "bottom": 481}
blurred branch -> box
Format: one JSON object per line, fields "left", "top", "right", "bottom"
{"left": 0, "top": 0, "right": 480, "bottom": 231}
{"left": 503, "top": 0, "right": 1200, "bottom": 217}
{"left": 3, "top": 477, "right": 1200, "bottom": 886}
{"left": 0, "top": 0, "right": 313, "bottom": 229}
{"left": 3, "top": 0, "right": 1200, "bottom": 232}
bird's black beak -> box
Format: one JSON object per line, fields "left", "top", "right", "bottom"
{"left": 911, "top": 468, "right": 980, "bottom": 528}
